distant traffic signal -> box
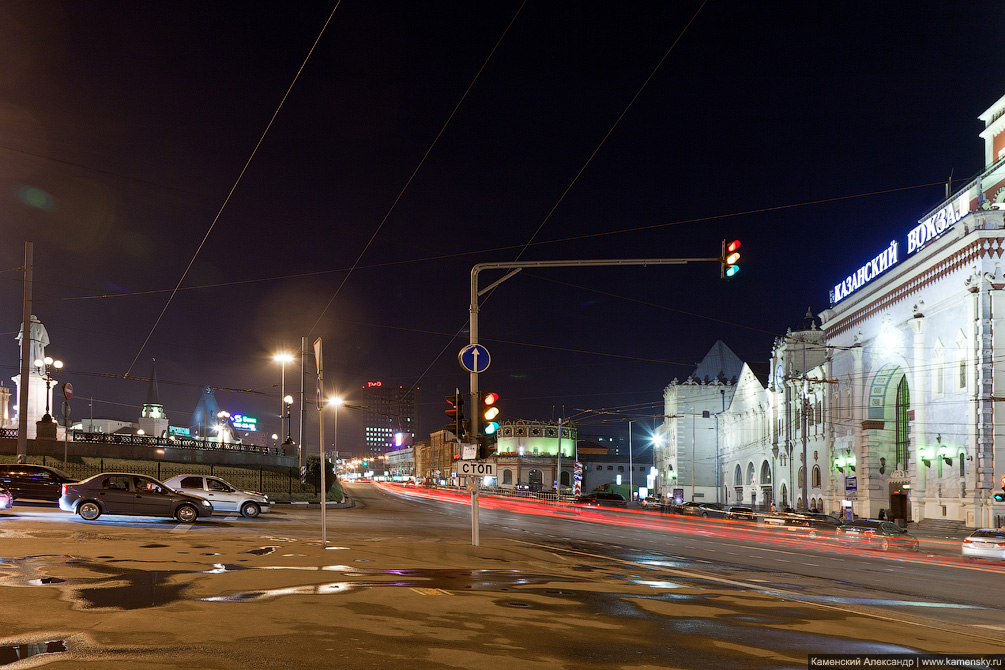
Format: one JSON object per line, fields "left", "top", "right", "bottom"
{"left": 995, "top": 476, "right": 1005, "bottom": 502}
{"left": 721, "top": 239, "right": 741, "bottom": 278}
{"left": 445, "top": 390, "right": 465, "bottom": 439}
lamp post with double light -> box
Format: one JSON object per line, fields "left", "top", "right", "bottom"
{"left": 33, "top": 356, "right": 62, "bottom": 423}
{"left": 282, "top": 395, "right": 294, "bottom": 447}
{"left": 273, "top": 352, "right": 295, "bottom": 447}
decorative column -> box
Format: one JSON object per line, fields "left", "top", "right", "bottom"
{"left": 851, "top": 338, "right": 864, "bottom": 518}
{"left": 909, "top": 308, "right": 928, "bottom": 520}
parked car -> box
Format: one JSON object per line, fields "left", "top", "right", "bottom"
{"left": 59, "top": 473, "right": 213, "bottom": 523}
{"left": 835, "top": 519, "right": 920, "bottom": 551}
{"left": 726, "top": 505, "right": 756, "bottom": 522}
{"left": 639, "top": 496, "right": 663, "bottom": 510}
{"left": 0, "top": 485, "right": 12, "bottom": 511}
{"left": 0, "top": 464, "right": 77, "bottom": 502}
{"left": 574, "top": 492, "right": 628, "bottom": 508}
{"left": 675, "top": 501, "right": 706, "bottom": 516}
{"left": 162, "top": 475, "right": 270, "bottom": 518}
{"left": 961, "top": 528, "right": 1005, "bottom": 562}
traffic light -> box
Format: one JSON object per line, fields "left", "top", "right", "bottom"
{"left": 481, "top": 391, "right": 499, "bottom": 435}
{"left": 445, "top": 390, "right": 465, "bottom": 439}
{"left": 995, "top": 475, "right": 1005, "bottom": 502}
{"left": 479, "top": 391, "right": 499, "bottom": 458}
{"left": 721, "top": 239, "right": 741, "bottom": 278}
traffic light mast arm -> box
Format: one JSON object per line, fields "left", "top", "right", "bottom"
{"left": 468, "top": 256, "right": 720, "bottom": 434}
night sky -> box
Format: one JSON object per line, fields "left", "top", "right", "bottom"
{"left": 1, "top": 2, "right": 1003, "bottom": 453}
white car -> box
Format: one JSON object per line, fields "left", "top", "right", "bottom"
{"left": 162, "top": 475, "right": 270, "bottom": 518}
{"left": 962, "top": 528, "right": 1005, "bottom": 561}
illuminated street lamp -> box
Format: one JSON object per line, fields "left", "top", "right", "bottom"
{"left": 282, "top": 395, "right": 294, "bottom": 446}
{"left": 327, "top": 396, "right": 343, "bottom": 463}
{"left": 273, "top": 352, "right": 295, "bottom": 446}
{"left": 33, "top": 356, "right": 63, "bottom": 422}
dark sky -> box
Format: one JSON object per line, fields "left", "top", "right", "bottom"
{"left": 1, "top": 1, "right": 1002, "bottom": 452}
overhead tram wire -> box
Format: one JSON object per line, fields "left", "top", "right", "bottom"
{"left": 509, "top": 0, "right": 708, "bottom": 263}
{"left": 304, "top": 1, "right": 528, "bottom": 341}
{"left": 59, "top": 176, "right": 959, "bottom": 304}
{"left": 123, "top": 3, "right": 343, "bottom": 378}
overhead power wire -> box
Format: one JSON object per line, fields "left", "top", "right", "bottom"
{"left": 305, "top": 1, "right": 528, "bottom": 338}
{"left": 123, "top": 3, "right": 343, "bottom": 377}
{"left": 512, "top": 0, "right": 707, "bottom": 260}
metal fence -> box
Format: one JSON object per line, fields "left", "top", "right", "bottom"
{"left": 8, "top": 455, "right": 336, "bottom": 500}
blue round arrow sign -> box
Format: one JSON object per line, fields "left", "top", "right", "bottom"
{"left": 458, "top": 344, "right": 491, "bottom": 373}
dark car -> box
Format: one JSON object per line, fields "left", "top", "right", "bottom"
{"left": 676, "top": 502, "right": 731, "bottom": 519}
{"left": 836, "top": 519, "right": 919, "bottom": 551}
{"left": 59, "top": 473, "right": 213, "bottom": 523}
{"left": 0, "top": 464, "right": 78, "bottom": 502}
{"left": 726, "top": 505, "right": 756, "bottom": 522}
{"left": 575, "top": 492, "right": 628, "bottom": 508}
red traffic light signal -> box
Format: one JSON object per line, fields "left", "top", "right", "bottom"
{"left": 445, "top": 391, "right": 465, "bottom": 438}
{"left": 481, "top": 392, "right": 499, "bottom": 434}
{"left": 721, "top": 239, "right": 741, "bottom": 278}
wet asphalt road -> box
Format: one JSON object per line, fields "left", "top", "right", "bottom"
{"left": 0, "top": 482, "right": 1001, "bottom": 669}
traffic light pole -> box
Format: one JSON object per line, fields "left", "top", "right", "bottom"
{"left": 466, "top": 255, "right": 721, "bottom": 545}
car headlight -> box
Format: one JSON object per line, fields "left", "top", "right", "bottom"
{"left": 200, "top": 500, "right": 211, "bottom": 506}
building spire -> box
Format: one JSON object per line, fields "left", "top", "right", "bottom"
{"left": 145, "top": 358, "right": 160, "bottom": 406}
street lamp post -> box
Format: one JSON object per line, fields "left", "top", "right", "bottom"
{"left": 327, "top": 396, "right": 343, "bottom": 466}
{"left": 273, "top": 353, "right": 295, "bottom": 448}
{"left": 33, "top": 356, "right": 63, "bottom": 422}
{"left": 282, "top": 395, "right": 294, "bottom": 447}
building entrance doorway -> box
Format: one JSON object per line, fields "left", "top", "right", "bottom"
{"left": 889, "top": 482, "right": 911, "bottom": 523}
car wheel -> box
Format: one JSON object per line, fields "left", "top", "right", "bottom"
{"left": 78, "top": 501, "right": 101, "bottom": 521}
{"left": 175, "top": 504, "right": 199, "bottom": 524}
{"left": 879, "top": 539, "right": 890, "bottom": 551}
{"left": 240, "top": 502, "right": 261, "bottom": 518}
{"left": 701, "top": 512, "right": 708, "bottom": 518}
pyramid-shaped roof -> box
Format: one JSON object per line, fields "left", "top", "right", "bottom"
{"left": 690, "top": 340, "right": 743, "bottom": 383}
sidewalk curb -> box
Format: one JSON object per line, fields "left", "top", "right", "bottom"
{"left": 273, "top": 497, "right": 354, "bottom": 509}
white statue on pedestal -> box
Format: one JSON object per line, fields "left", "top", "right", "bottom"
{"left": 12, "top": 315, "right": 54, "bottom": 439}
{"left": 16, "top": 314, "right": 49, "bottom": 365}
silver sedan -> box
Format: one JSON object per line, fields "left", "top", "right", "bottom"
{"left": 962, "top": 529, "right": 1005, "bottom": 561}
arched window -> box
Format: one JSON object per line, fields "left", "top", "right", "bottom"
{"left": 780, "top": 483, "right": 788, "bottom": 506}
{"left": 959, "top": 454, "right": 965, "bottom": 479}
{"left": 797, "top": 466, "right": 805, "bottom": 489}
{"left": 502, "top": 470, "right": 512, "bottom": 485}
{"left": 734, "top": 464, "right": 742, "bottom": 486}
{"left": 760, "top": 460, "right": 772, "bottom": 485}
{"left": 812, "top": 465, "right": 821, "bottom": 488}
{"left": 896, "top": 377, "right": 910, "bottom": 469}
{"left": 560, "top": 471, "right": 570, "bottom": 486}
{"left": 746, "top": 462, "right": 755, "bottom": 485}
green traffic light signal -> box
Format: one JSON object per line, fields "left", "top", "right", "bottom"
{"left": 722, "top": 239, "right": 741, "bottom": 278}
{"left": 481, "top": 391, "right": 499, "bottom": 435}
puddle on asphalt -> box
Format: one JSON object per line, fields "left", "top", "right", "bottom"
{"left": 243, "top": 546, "right": 279, "bottom": 556}
{"left": 0, "top": 640, "right": 67, "bottom": 666}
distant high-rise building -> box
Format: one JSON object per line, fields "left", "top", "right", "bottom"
{"left": 360, "top": 382, "right": 419, "bottom": 460}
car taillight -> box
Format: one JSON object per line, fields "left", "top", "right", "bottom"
{"left": 962, "top": 539, "right": 972, "bottom": 544}
{"left": 61, "top": 484, "right": 66, "bottom": 497}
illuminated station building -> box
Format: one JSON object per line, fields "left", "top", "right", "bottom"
{"left": 820, "top": 92, "right": 1005, "bottom": 527}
